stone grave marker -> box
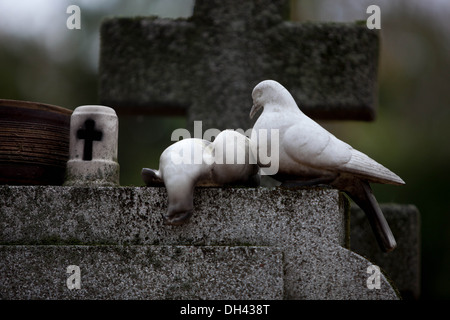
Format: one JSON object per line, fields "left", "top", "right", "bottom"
{"left": 0, "top": 185, "right": 398, "bottom": 299}
{"left": 99, "top": 0, "right": 419, "bottom": 299}
{"left": 64, "top": 105, "right": 120, "bottom": 186}
{"left": 351, "top": 204, "right": 421, "bottom": 299}
{"left": 0, "top": 0, "right": 419, "bottom": 300}
{"left": 99, "top": 0, "right": 379, "bottom": 132}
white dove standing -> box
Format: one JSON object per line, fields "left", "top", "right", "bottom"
{"left": 250, "top": 80, "right": 405, "bottom": 252}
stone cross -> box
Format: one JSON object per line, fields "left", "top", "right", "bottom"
{"left": 99, "top": 0, "right": 379, "bottom": 132}
{"left": 77, "top": 119, "right": 103, "bottom": 161}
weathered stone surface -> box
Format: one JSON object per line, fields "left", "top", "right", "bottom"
{"left": 65, "top": 106, "right": 119, "bottom": 186}
{"left": 0, "top": 185, "right": 399, "bottom": 299}
{"left": 283, "top": 230, "right": 400, "bottom": 300}
{"left": 350, "top": 204, "right": 421, "bottom": 299}
{"left": 0, "top": 245, "right": 283, "bottom": 300}
{"left": 99, "top": 0, "right": 379, "bottom": 131}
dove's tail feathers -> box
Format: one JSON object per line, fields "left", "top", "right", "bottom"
{"left": 141, "top": 168, "right": 164, "bottom": 186}
{"left": 342, "top": 149, "right": 405, "bottom": 185}
{"left": 346, "top": 180, "right": 397, "bottom": 253}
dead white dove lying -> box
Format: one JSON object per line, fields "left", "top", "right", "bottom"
{"left": 249, "top": 80, "right": 405, "bottom": 252}
{"left": 142, "top": 130, "right": 259, "bottom": 225}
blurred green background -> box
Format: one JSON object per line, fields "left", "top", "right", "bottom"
{"left": 1, "top": 0, "right": 449, "bottom": 299}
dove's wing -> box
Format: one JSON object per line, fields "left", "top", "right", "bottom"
{"left": 340, "top": 149, "right": 405, "bottom": 185}
{"left": 283, "top": 121, "right": 353, "bottom": 169}
{"left": 283, "top": 121, "right": 405, "bottom": 185}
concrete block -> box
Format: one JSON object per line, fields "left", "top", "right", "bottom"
{"left": 350, "top": 204, "right": 421, "bottom": 299}
{"left": 64, "top": 106, "right": 119, "bottom": 186}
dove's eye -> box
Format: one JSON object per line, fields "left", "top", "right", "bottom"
{"left": 254, "top": 90, "right": 263, "bottom": 99}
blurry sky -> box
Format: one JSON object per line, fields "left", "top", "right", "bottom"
{"left": 0, "top": 0, "right": 194, "bottom": 70}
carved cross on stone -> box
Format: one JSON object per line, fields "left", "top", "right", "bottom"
{"left": 99, "top": 0, "right": 379, "bottom": 132}
{"left": 77, "top": 119, "right": 103, "bottom": 161}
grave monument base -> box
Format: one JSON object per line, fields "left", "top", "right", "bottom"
{"left": 1, "top": 185, "right": 400, "bottom": 299}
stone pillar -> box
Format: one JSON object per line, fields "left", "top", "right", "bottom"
{"left": 64, "top": 105, "right": 119, "bottom": 186}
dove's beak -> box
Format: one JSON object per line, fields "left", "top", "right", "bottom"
{"left": 250, "top": 104, "right": 261, "bottom": 119}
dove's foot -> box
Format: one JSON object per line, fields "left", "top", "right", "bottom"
{"left": 163, "top": 210, "right": 193, "bottom": 226}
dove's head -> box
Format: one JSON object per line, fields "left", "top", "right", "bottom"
{"left": 250, "top": 80, "right": 296, "bottom": 118}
